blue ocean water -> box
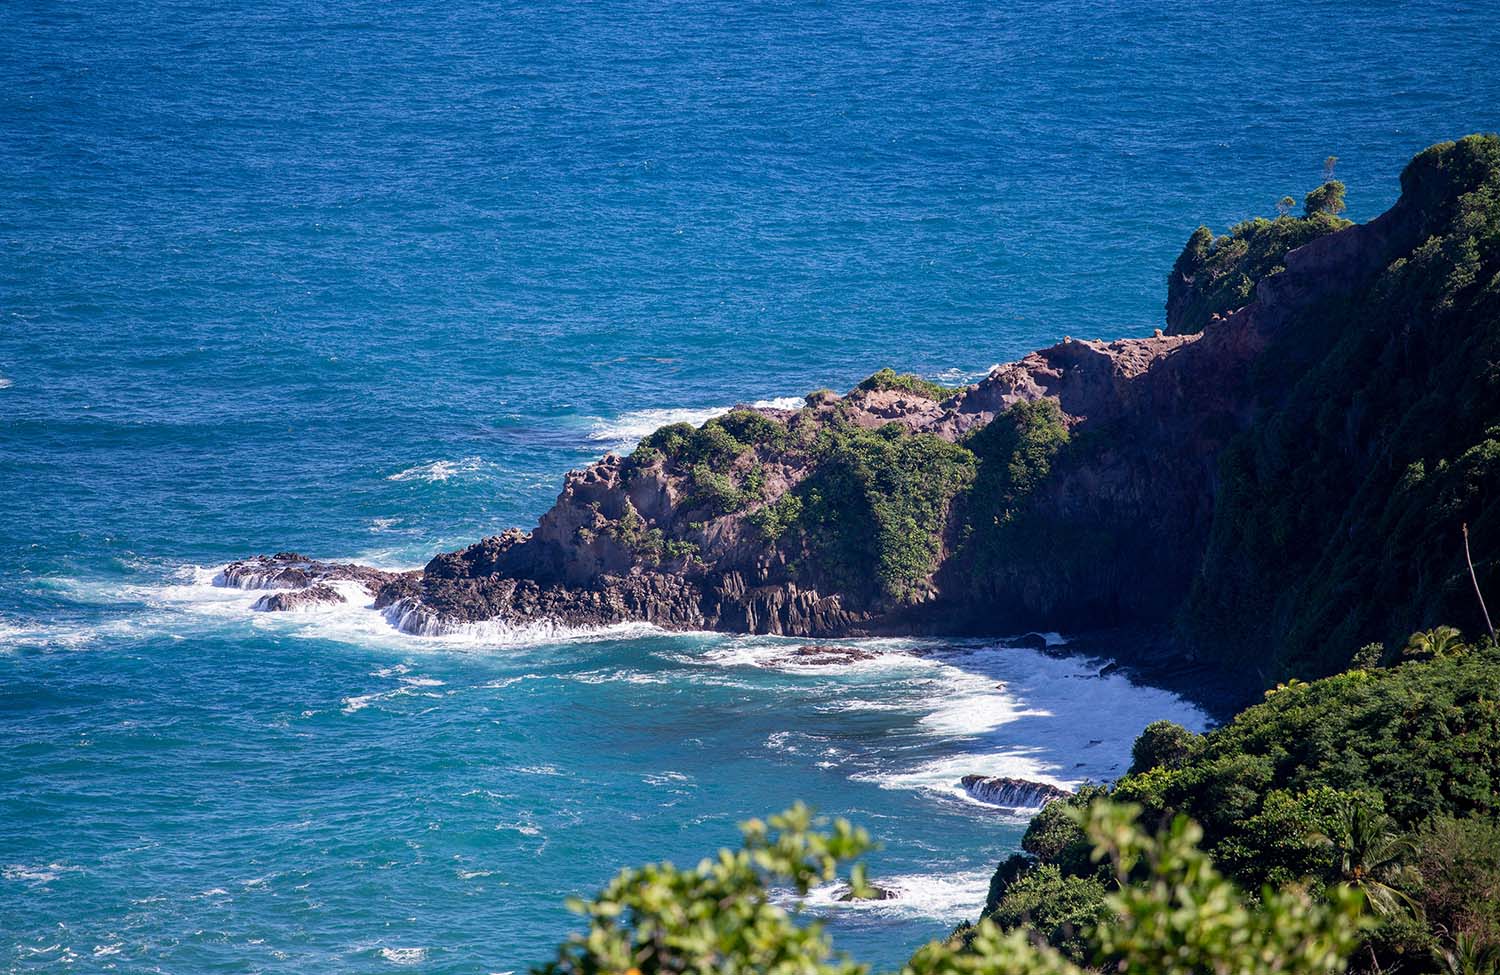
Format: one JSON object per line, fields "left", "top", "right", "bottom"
{"left": 2, "top": 0, "right": 1498, "bottom": 969}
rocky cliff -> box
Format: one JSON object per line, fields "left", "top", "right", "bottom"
{"left": 224, "top": 136, "right": 1500, "bottom": 683}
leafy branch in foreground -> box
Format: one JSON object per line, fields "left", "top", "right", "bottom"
{"left": 537, "top": 801, "right": 1368, "bottom": 975}
{"left": 535, "top": 802, "right": 875, "bottom": 975}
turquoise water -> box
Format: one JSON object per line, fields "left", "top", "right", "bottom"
{"left": 2, "top": 0, "right": 1497, "bottom": 969}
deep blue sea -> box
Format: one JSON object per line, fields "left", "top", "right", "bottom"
{"left": 3, "top": 1, "right": 1498, "bottom": 970}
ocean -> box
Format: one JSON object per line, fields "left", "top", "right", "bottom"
{"left": 2, "top": 0, "right": 1497, "bottom": 969}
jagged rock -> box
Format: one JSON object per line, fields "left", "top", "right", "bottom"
{"left": 776, "top": 644, "right": 877, "bottom": 666}
{"left": 252, "top": 584, "right": 346, "bottom": 612}
{"left": 959, "top": 775, "right": 1072, "bottom": 809}
{"left": 219, "top": 553, "right": 403, "bottom": 596}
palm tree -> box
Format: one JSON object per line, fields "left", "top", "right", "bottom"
{"left": 1316, "top": 802, "right": 1420, "bottom": 920}
{"left": 1403, "top": 626, "right": 1468, "bottom": 660}
{"left": 1437, "top": 933, "right": 1500, "bottom": 975}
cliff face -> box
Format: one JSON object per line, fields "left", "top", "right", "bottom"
{"left": 226, "top": 137, "right": 1500, "bottom": 682}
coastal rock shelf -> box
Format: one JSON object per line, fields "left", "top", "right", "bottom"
{"left": 959, "top": 775, "right": 1072, "bottom": 809}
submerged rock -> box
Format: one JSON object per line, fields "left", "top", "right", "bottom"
{"left": 959, "top": 775, "right": 1072, "bottom": 809}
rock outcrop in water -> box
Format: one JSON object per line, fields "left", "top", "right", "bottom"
{"left": 251, "top": 584, "right": 347, "bottom": 612}
{"left": 224, "top": 138, "right": 1500, "bottom": 682}
{"left": 959, "top": 775, "right": 1072, "bottom": 809}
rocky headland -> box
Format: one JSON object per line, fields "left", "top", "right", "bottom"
{"left": 222, "top": 136, "right": 1499, "bottom": 689}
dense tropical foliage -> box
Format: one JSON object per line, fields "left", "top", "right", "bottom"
{"left": 1183, "top": 135, "right": 1500, "bottom": 678}
{"left": 981, "top": 632, "right": 1500, "bottom": 974}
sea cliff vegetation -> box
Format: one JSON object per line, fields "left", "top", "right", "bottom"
{"left": 1182, "top": 135, "right": 1500, "bottom": 677}
{"left": 1166, "top": 178, "right": 1352, "bottom": 334}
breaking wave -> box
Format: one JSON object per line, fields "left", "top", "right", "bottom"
{"left": 386, "top": 457, "right": 490, "bottom": 483}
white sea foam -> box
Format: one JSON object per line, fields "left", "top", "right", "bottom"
{"left": 588, "top": 396, "right": 807, "bottom": 451}
{"left": 379, "top": 946, "right": 428, "bottom": 966}
{"left": 692, "top": 636, "right": 928, "bottom": 674}
{"left": 853, "top": 645, "right": 1208, "bottom": 803}
{"left": 0, "top": 376, "right": 13, "bottom": 389}
{"left": 387, "top": 457, "right": 488, "bottom": 483}
{"left": 136, "top": 564, "right": 687, "bottom": 654}
{"left": 382, "top": 598, "right": 677, "bottom": 648}
{"left": 789, "top": 868, "right": 994, "bottom": 920}
{"left": 3, "top": 863, "right": 81, "bottom": 884}
{"left": 933, "top": 365, "right": 1000, "bottom": 387}
{"left": 686, "top": 632, "right": 1206, "bottom": 807}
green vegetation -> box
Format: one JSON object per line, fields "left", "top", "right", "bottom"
{"left": 603, "top": 505, "right": 698, "bottom": 565}
{"left": 789, "top": 422, "right": 975, "bottom": 604}
{"left": 960, "top": 399, "right": 1070, "bottom": 586}
{"left": 630, "top": 410, "right": 787, "bottom": 474}
{"left": 1126, "top": 718, "right": 1204, "bottom": 775}
{"left": 538, "top": 801, "right": 1365, "bottom": 975}
{"left": 979, "top": 864, "right": 1106, "bottom": 959}
{"left": 1305, "top": 179, "right": 1348, "bottom": 217}
{"left": 747, "top": 492, "right": 803, "bottom": 542}
{"left": 855, "top": 367, "right": 961, "bottom": 402}
{"left": 622, "top": 402, "right": 977, "bottom": 603}
{"left": 1166, "top": 187, "right": 1353, "bottom": 334}
{"left": 1183, "top": 135, "right": 1500, "bottom": 678}
{"left": 982, "top": 635, "right": 1500, "bottom": 972}
{"left": 625, "top": 410, "right": 786, "bottom": 517}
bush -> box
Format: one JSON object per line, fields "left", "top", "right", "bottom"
{"left": 983, "top": 864, "right": 1107, "bottom": 961}
{"left": 961, "top": 399, "right": 1070, "bottom": 585}
{"left": 788, "top": 423, "right": 975, "bottom": 604}
{"left": 1305, "top": 180, "right": 1348, "bottom": 217}
{"left": 688, "top": 464, "right": 748, "bottom": 515}
{"left": 1126, "top": 720, "right": 1204, "bottom": 775}
{"left": 1020, "top": 785, "right": 1109, "bottom": 878}
{"left": 982, "top": 853, "right": 1032, "bottom": 916}
{"left": 603, "top": 505, "right": 698, "bottom": 565}
{"left": 1165, "top": 204, "right": 1352, "bottom": 334}
{"left": 855, "top": 367, "right": 959, "bottom": 402}
{"left": 748, "top": 493, "right": 803, "bottom": 542}
{"left": 1413, "top": 816, "right": 1500, "bottom": 948}
{"left": 634, "top": 411, "right": 787, "bottom": 473}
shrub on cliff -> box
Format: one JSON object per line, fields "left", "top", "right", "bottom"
{"left": 1305, "top": 179, "right": 1348, "bottom": 217}
{"left": 1126, "top": 719, "right": 1204, "bottom": 775}
{"left": 981, "top": 864, "right": 1107, "bottom": 961}
{"left": 633, "top": 409, "right": 786, "bottom": 473}
{"left": 1165, "top": 199, "right": 1352, "bottom": 334}
{"left": 855, "top": 367, "right": 959, "bottom": 402}
{"left": 783, "top": 423, "right": 976, "bottom": 605}
{"left": 537, "top": 801, "right": 1366, "bottom": 975}
{"left": 959, "top": 398, "right": 1070, "bottom": 591}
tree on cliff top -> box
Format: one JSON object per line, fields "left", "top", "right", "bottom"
{"left": 1305, "top": 180, "right": 1347, "bottom": 217}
